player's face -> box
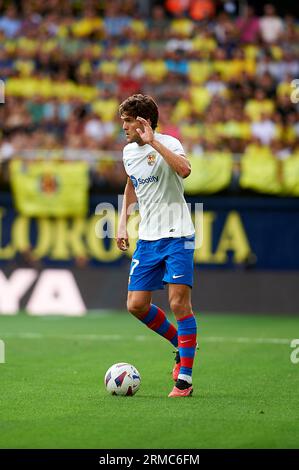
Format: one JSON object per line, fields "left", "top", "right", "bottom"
{"left": 121, "top": 113, "right": 144, "bottom": 144}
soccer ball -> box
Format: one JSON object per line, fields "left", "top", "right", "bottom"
{"left": 104, "top": 363, "right": 141, "bottom": 396}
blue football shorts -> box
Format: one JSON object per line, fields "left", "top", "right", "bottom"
{"left": 128, "top": 235, "right": 195, "bottom": 291}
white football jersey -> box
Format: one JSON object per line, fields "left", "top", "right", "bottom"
{"left": 123, "top": 132, "right": 195, "bottom": 240}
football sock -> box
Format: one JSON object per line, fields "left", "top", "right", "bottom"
{"left": 177, "top": 313, "right": 197, "bottom": 384}
{"left": 140, "top": 304, "right": 178, "bottom": 347}
{"left": 175, "top": 379, "right": 192, "bottom": 390}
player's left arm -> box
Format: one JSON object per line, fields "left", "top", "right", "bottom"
{"left": 136, "top": 117, "right": 191, "bottom": 178}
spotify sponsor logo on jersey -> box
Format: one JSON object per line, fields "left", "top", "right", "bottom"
{"left": 130, "top": 175, "right": 159, "bottom": 188}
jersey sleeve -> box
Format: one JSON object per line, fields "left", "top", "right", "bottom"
{"left": 166, "top": 136, "right": 186, "bottom": 157}
{"left": 122, "top": 146, "right": 129, "bottom": 175}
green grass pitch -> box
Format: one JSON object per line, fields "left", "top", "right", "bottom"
{"left": 0, "top": 311, "right": 299, "bottom": 449}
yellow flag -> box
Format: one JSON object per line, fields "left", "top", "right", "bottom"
{"left": 10, "top": 160, "right": 89, "bottom": 216}
{"left": 184, "top": 152, "right": 233, "bottom": 195}
{"left": 240, "top": 154, "right": 281, "bottom": 195}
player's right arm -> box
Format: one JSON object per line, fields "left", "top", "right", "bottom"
{"left": 116, "top": 177, "right": 137, "bottom": 251}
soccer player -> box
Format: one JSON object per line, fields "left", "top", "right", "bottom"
{"left": 117, "top": 94, "right": 197, "bottom": 397}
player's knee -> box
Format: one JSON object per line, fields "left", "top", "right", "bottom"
{"left": 170, "top": 298, "right": 192, "bottom": 316}
{"left": 127, "top": 299, "right": 150, "bottom": 318}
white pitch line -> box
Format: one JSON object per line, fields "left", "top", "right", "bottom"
{"left": 0, "top": 333, "right": 293, "bottom": 345}
{"left": 203, "top": 336, "right": 292, "bottom": 345}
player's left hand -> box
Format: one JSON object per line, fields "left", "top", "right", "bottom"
{"left": 136, "top": 117, "right": 154, "bottom": 144}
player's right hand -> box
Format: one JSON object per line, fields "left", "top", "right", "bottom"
{"left": 116, "top": 234, "right": 129, "bottom": 251}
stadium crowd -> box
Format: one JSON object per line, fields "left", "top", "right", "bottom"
{"left": 0, "top": 0, "right": 299, "bottom": 193}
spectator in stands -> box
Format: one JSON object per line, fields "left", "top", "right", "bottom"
{"left": 103, "top": 3, "right": 131, "bottom": 37}
{"left": 251, "top": 112, "right": 277, "bottom": 146}
{"left": 245, "top": 89, "right": 275, "bottom": 121}
{"left": 236, "top": 5, "right": 260, "bottom": 44}
{"left": 205, "top": 71, "right": 227, "bottom": 97}
{"left": 0, "top": 5, "right": 21, "bottom": 37}
{"left": 258, "top": 72, "right": 277, "bottom": 99}
{"left": 282, "top": 14, "right": 299, "bottom": 43}
{"left": 259, "top": 4, "right": 284, "bottom": 44}
{"left": 84, "top": 112, "right": 116, "bottom": 147}
{"left": 0, "top": 0, "right": 298, "bottom": 194}
{"left": 149, "top": 4, "right": 169, "bottom": 36}
{"left": 213, "top": 11, "right": 237, "bottom": 50}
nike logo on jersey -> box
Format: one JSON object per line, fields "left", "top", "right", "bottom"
{"left": 173, "top": 274, "right": 184, "bottom": 279}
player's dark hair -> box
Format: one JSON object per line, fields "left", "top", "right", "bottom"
{"left": 119, "top": 94, "right": 159, "bottom": 130}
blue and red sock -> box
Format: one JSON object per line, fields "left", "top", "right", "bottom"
{"left": 140, "top": 304, "right": 178, "bottom": 347}
{"left": 177, "top": 314, "right": 197, "bottom": 384}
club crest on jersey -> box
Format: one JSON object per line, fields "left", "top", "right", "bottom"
{"left": 146, "top": 152, "right": 157, "bottom": 166}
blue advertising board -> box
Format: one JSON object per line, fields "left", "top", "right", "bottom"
{"left": 1, "top": 193, "right": 299, "bottom": 270}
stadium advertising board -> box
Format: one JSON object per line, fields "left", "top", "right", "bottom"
{"left": 1, "top": 195, "right": 299, "bottom": 315}
{"left": 1, "top": 195, "right": 299, "bottom": 269}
